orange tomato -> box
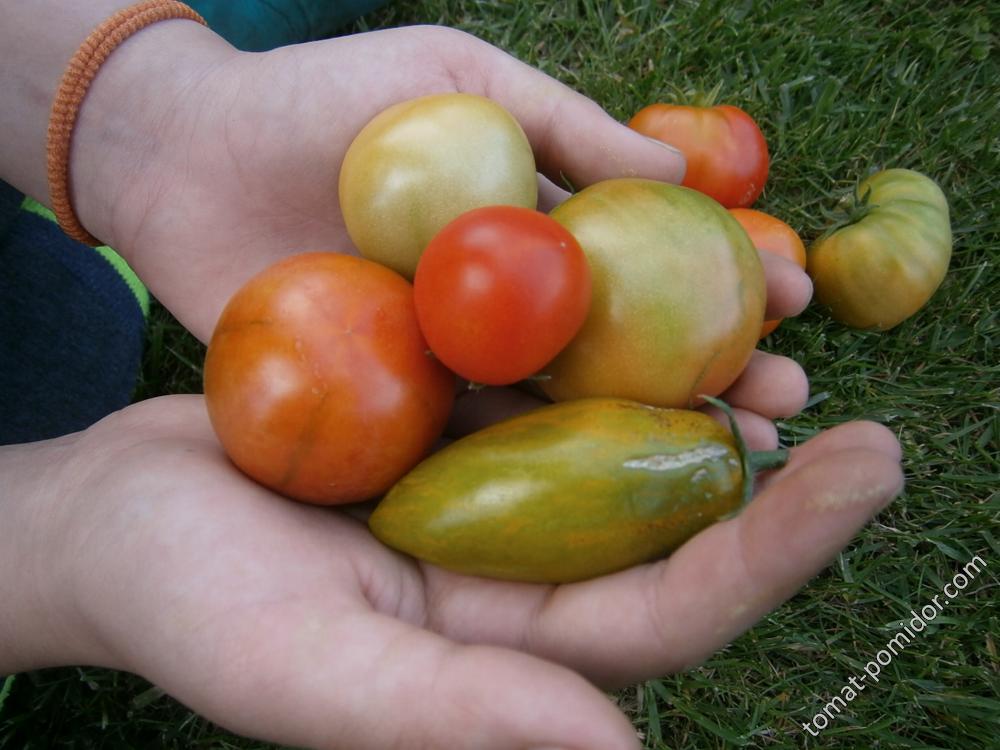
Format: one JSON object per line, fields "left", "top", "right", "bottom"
{"left": 728, "top": 208, "right": 807, "bottom": 338}
{"left": 203, "top": 252, "right": 455, "bottom": 505}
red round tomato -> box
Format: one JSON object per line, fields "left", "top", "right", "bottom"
{"left": 203, "top": 252, "right": 455, "bottom": 505}
{"left": 628, "top": 103, "right": 769, "bottom": 208}
{"left": 413, "top": 206, "right": 592, "bottom": 386}
{"left": 728, "top": 208, "right": 807, "bottom": 338}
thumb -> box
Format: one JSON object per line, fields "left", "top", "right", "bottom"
{"left": 195, "top": 606, "right": 641, "bottom": 750}
{"left": 476, "top": 46, "right": 685, "bottom": 189}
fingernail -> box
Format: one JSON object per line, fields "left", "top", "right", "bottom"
{"left": 640, "top": 133, "right": 683, "bottom": 157}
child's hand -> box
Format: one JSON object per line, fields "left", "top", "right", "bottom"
{"left": 2, "top": 395, "right": 902, "bottom": 750}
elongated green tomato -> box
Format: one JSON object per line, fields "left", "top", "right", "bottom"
{"left": 369, "top": 398, "right": 785, "bottom": 583}
{"left": 542, "top": 178, "right": 766, "bottom": 408}
{"left": 808, "top": 168, "right": 952, "bottom": 330}
{"left": 339, "top": 93, "right": 538, "bottom": 278}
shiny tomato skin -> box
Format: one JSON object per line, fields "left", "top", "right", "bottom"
{"left": 628, "top": 103, "right": 769, "bottom": 208}
{"left": 339, "top": 93, "right": 538, "bottom": 279}
{"left": 807, "top": 169, "right": 951, "bottom": 330}
{"left": 203, "top": 252, "right": 455, "bottom": 505}
{"left": 413, "top": 206, "right": 591, "bottom": 386}
{"left": 543, "top": 178, "right": 766, "bottom": 408}
{"left": 728, "top": 208, "right": 807, "bottom": 338}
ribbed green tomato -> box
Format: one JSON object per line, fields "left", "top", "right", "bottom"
{"left": 541, "top": 178, "right": 766, "bottom": 408}
{"left": 369, "top": 398, "right": 744, "bottom": 583}
{"left": 808, "top": 168, "right": 952, "bottom": 330}
{"left": 338, "top": 93, "right": 538, "bottom": 278}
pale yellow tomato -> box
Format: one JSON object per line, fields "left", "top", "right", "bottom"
{"left": 339, "top": 93, "right": 538, "bottom": 278}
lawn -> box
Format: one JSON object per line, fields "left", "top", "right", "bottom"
{"left": 2, "top": 0, "right": 997, "bottom": 748}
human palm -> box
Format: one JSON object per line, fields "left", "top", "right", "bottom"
{"left": 43, "top": 393, "right": 901, "bottom": 750}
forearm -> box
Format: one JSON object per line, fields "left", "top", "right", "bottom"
{"left": 0, "top": 1, "right": 129, "bottom": 202}
{"left": 0, "top": 0, "right": 232, "bottom": 252}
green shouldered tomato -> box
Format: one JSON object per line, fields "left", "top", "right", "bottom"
{"left": 369, "top": 398, "right": 748, "bottom": 583}
{"left": 339, "top": 93, "right": 538, "bottom": 278}
{"left": 541, "top": 178, "right": 766, "bottom": 408}
{"left": 807, "top": 168, "right": 952, "bottom": 330}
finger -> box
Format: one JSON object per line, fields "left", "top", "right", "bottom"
{"left": 756, "top": 420, "right": 901, "bottom": 492}
{"left": 530, "top": 433, "right": 903, "bottom": 685}
{"left": 715, "top": 350, "right": 810, "bottom": 419}
{"left": 762, "top": 420, "right": 902, "bottom": 486}
{"left": 699, "top": 404, "right": 778, "bottom": 450}
{"left": 783, "top": 419, "right": 902, "bottom": 465}
{"left": 538, "top": 172, "right": 571, "bottom": 212}
{"left": 759, "top": 249, "right": 812, "bottom": 320}
{"left": 480, "top": 47, "right": 685, "bottom": 188}
{"left": 198, "top": 607, "right": 641, "bottom": 750}
{"left": 423, "top": 424, "right": 902, "bottom": 688}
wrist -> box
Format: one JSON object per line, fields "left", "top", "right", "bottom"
{"left": 70, "top": 18, "right": 235, "bottom": 255}
{"left": 0, "top": 438, "right": 107, "bottom": 673}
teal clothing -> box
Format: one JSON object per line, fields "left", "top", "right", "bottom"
{"left": 187, "top": 0, "right": 387, "bottom": 51}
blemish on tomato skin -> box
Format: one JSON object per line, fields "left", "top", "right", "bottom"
{"left": 622, "top": 445, "right": 730, "bottom": 471}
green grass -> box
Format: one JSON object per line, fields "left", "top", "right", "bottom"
{"left": 2, "top": 0, "right": 998, "bottom": 747}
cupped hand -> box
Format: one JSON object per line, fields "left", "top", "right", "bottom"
{"left": 86, "top": 23, "right": 811, "bottom": 438}
{"left": 19, "top": 395, "right": 901, "bottom": 750}
{"left": 93, "top": 24, "right": 809, "bottom": 343}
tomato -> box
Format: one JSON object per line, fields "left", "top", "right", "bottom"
{"left": 370, "top": 398, "right": 744, "bottom": 583}
{"left": 339, "top": 93, "right": 538, "bottom": 279}
{"left": 728, "top": 208, "right": 807, "bottom": 338}
{"left": 628, "top": 103, "right": 769, "bottom": 208}
{"left": 542, "top": 178, "right": 765, "bottom": 408}
{"left": 203, "top": 252, "right": 455, "bottom": 505}
{"left": 413, "top": 206, "right": 591, "bottom": 386}
{"left": 807, "top": 168, "right": 952, "bottom": 330}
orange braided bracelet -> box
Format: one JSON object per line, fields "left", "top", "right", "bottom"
{"left": 46, "top": 0, "right": 207, "bottom": 246}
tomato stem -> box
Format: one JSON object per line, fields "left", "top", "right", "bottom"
{"left": 816, "top": 183, "right": 879, "bottom": 243}
{"left": 700, "top": 395, "right": 789, "bottom": 505}
{"left": 749, "top": 450, "right": 790, "bottom": 473}
{"left": 690, "top": 81, "right": 724, "bottom": 108}
{"left": 663, "top": 81, "right": 724, "bottom": 108}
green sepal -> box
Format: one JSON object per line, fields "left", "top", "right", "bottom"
{"left": 700, "top": 395, "right": 789, "bottom": 505}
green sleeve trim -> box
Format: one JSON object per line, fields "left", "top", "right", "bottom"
{"left": 20, "top": 197, "right": 150, "bottom": 317}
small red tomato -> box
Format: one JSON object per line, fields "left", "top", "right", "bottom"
{"left": 728, "top": 208, "right": 807, "bottom": 338}
{"left": 204, "top": 252, "right": 455, "bottom": 505}
{"left": 628, "top": 103, "right": 769, "bottom": 208}
{"left": 413, "top": 205, "right": 591, "bottom": 386}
